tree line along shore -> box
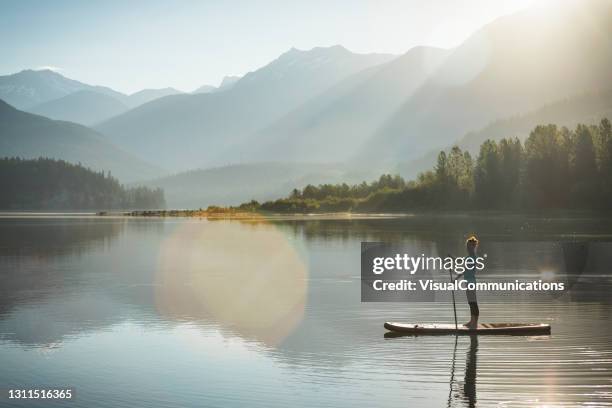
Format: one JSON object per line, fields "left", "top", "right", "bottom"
{"left": 0, "top": 157, "right": 165, "bottom": 210}
{"left": 123, "top": 118, "right": 612, "bottom": 216}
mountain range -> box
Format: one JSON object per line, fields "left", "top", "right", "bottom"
{"left": 91, "top": 0, "right": 612, "bottom": 175}
{"left": 95, "top": 46, "right": 395, "bottom": 170}
{"left": 237, "top": 46, "right": 451, "bottom": 164}
{"left": 0, "top": 69, "right": 182, "bottom": 125}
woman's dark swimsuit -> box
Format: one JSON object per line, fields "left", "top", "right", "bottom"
{"left": 464, "top": 255, "right": 479, "bottom": 317}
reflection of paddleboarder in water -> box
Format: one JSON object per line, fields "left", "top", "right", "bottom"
{"left": 447, "top": 335, "right": 478, "bottom": 408}
{"left": 463, "top": 236, "right": 480, "bottom": 329}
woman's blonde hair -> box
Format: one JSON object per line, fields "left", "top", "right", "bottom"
{"left": 466, "top": 235, "right": 479, "bottom": 245}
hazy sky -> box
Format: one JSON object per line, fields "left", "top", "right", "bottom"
{"left": 1, "top": 0, "right": 538, "bottom": 94}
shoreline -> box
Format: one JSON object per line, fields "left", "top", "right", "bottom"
{"left": 93, "top": 208, "right": 612, "bottom": 220}
{"left": 97, "top": 209, "right": 413, "bottom": 220}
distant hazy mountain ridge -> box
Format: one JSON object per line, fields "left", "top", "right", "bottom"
{"left": 140, "top": 162, "right": 351, "bottom": 208}
{"left": 29, "top": 90, "right": 129, "bottom": 126}
{"left": 0, "top": 69, "right": 123, "bottom": 110}
{"left": 95, "top": 45, "right": 395, "bottom": 170}
{"left": 0, "top": 69, "right": 183, "bottom": 125}
{"left": 192, "top": 76, "right": 241, "bottom": 94}
{"left": 0, "top": 99, "right": 162, "bottom": 182}
{"left": 239, "top": 46, "right": 451, "bottom": 164}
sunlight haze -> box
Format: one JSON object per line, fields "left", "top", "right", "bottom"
{"left": 0, "top": 0, "right": 538, "bottom": 93}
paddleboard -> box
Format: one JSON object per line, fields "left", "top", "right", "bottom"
{"left": 384, "top": 322, "right": 551, "bottom": 335}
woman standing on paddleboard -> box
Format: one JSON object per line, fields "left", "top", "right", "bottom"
{"left": 464, "top": 236, "right": 479, "bottom": 328}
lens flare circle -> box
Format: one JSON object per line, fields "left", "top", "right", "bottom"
{"left": 155, "top": 218, "right": 308, "bottom": 346}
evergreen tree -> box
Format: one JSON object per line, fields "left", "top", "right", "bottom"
{"left": 571, "top": 124, "right": 599, "bottom": 207}
{"left": 474, "top": 140, "right": 501, "bottom": 208}
{"left": 596, "top": 118, "right": 612, "bottom": 205}
{"left": 435, "top": 151, "right": 449, "bottom": 185}
{"left": 524, "top": 125, "right": 569, "bottom": 208}
{"left": 498, "top": 138, "right": 523, "bottom": 207}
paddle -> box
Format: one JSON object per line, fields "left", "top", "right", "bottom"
{"left": 446, "top": 259, "right": 459, "bottom": 408}
{"left": 447, "top": 254, "right": 458, "bottom": 331}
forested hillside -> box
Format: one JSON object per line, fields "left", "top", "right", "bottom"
{"left": 400, "top": 90, "right": 612, "bottom": 177}
{"left": 0, "top": 158, "right": 165, "bottom": 210}
{"left": 236, "top": 119, "right": 612, "bottom": 212}
{"left": 0, "top": 99, "right": 163, "bottom": 182}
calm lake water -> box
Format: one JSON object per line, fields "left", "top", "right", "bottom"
{"left": 1, "top": 214, "right": 611, "bottom": 407}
